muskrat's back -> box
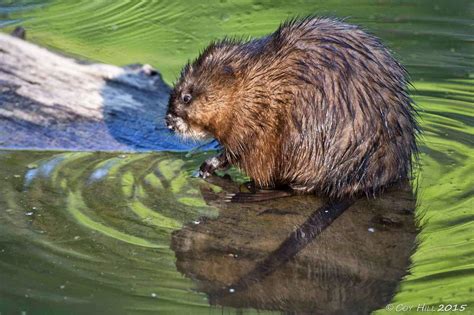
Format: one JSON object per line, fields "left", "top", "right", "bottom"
{"left": 166, "top": 17, "right": 419, "bottom": 199}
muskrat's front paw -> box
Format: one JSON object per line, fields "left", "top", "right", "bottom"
{"left": 198, "top": 155, "right": 228, "bottom": 179}
{"left": 198, "top": 164, "right": 212, "bottom": 178}
{"left": 198, "top": 159, "right": 217, "bottom": 178}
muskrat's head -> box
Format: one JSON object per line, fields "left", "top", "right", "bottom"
{"left": 166, "top": 42, "right": 239, "bottom": 141}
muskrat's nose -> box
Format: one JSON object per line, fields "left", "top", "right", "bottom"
{"left": 165, "top": 113, "right": 175, "bottom": 131}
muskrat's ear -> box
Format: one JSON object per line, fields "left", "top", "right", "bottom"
{"left": 222, "top": 65, "right": 236, "bottom": 79}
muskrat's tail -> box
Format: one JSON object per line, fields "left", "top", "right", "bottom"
{"left": 209, "top": 198, "right": 355, "bottom": 298}
{"left": 289, "top": 198, "right": 355, "bottom": 245}
{"left": 250, "top": 198, "right": 355, "bottom": 268}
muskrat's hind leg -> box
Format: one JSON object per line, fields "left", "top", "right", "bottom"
{"left": 226, "top": 190, "right": 293, "bottom": 203}
{"left": 198, "top": 152, "right": 229, "bottom": 178}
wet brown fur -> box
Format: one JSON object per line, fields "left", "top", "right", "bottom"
{"left": 166, "top": 17, "right": 419, "bottom": 199}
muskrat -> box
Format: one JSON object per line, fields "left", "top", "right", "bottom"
{"left": 166, "top": 17, "right": 418, "bottom": 232}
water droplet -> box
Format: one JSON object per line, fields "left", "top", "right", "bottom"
{"left": 220, "top": 13, "right": 230, "bottom": 21}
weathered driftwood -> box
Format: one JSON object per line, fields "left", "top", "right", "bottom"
{"left": 172, "top": 176, "right": 417, "bottom": 314}
{"left": 0, "top": 32, "right": 205, "bottom": 151}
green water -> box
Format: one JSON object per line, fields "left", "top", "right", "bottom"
{"left": 0, "top": 1, "right": 473, "bottom": 314}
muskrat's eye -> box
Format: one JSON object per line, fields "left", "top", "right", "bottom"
{"left": 182, "top": 94, "right": 192, "bottom": 104}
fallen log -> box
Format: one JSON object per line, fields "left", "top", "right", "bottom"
{"left": 0, "top": 32, "right": 205, "bottom": 151}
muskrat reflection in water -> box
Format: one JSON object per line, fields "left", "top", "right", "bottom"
{"left": 171, "top": 179, "right": 417, "bottom": 314}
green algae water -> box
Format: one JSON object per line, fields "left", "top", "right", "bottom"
{"left": 0, "top": 1, "right": 473, "bottom": 314}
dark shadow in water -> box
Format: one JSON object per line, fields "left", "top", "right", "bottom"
{"left": 172, "top": 177, "right": 418, "bottom": 315}
{"left": 0, "top": 63, "right": 217, "bottom": 151}
{"left": 0, "top": 82, "right": 126, "bottom": 150}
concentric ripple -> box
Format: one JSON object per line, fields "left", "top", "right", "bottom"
{"left": 0, "top": 151, "right": 231, "bottom": 314}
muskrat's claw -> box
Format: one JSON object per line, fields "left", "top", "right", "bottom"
{"left": 198, "top": 154, "right": 229, "bottom": 179}
{"left": 198, "top": 161, "right": 215, "bottom": 179}
{"left": 224, "top": 193, "right": 236, "bottom": 202}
